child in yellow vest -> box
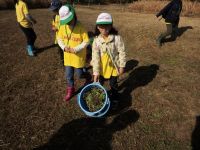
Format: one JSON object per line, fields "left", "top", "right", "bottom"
{"left": 14, "top": 0, "right": 37, "bottom": 56}
{"left": 49, "top": 0, "right": 63, "bottom": 62}
{"left": 57, "top": 5, "right": 90, "bottom": 101}
{"left": 92, "top": 13, "right": 126, "bottom": 108}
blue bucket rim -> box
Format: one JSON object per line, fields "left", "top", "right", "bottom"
{"left": 87, "top": 99, "right": 110, "bottom": 117}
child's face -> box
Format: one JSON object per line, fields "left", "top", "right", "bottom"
{"left": 97, "top": 24, "right": 112, "bottom": 36}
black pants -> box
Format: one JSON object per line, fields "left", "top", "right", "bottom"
{"left": 158, "top": 23, "right": 178, "bottom": 42}
{"left": 159, "top": 18, "right": 180, "bottom": 41}
{"left": 161, "top": 23, "right": 173, "bottom": 39}
{"left": 19, "top": 24, "right": 37, "bottom": 46}
{"left": 99, "top": 76, "right": 118, "bottom": 96}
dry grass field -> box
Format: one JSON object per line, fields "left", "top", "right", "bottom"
{"left": 128, "top": 0, "right": 200, "bottom": 16}
{"left": 1, "top": 0, "right": 200, "bottom": 17}
{"left": 0, "top": 5, "right": 200, "bottom": 150}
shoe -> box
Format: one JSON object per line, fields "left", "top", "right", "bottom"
{"left": 27, "top": 45, "right": 35, "bottom": 56}
{"left": 65, "top": 86, "right": 75, "bottom": 101}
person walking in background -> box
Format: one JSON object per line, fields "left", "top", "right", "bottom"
{"left": 156, "top": 0, "right": 182, "bottom": 47}
{"left": 49, "top": 0, "right": 63, "bottom": 63}
{"left": 14, "top": 0, "right": 37, "bottom": 56}
{"left": 57, "top": 5, "right": 90, "bottom": 101}
{"left": 92, "top": 13, "right": 126, "bottom": 109}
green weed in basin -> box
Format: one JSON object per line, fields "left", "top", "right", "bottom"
{"left": 83, "top": 87, "right": 106, "bottom": 112}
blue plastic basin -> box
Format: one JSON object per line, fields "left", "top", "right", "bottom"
{"left": 77, "top": 82, "right": 110, "bottom": 117}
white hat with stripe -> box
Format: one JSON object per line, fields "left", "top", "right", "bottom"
{"left": 96, "top": 13, "right": 113, "bottom": 25}
{"left": 59, "top": 5, "right": 74, "bottom": 25}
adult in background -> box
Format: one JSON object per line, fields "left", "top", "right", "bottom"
{"left": 156, "top": 0, "right": 182, "bottom": 47}
{"left": 14, "top": 0, "right": 37, "bottom": 56}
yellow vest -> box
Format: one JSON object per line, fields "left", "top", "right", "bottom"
{"left": 15, "top": 0, "right": 31, "bottom": 28}
{"left": 58, "top": 22, "right": 89, "bottom": 68}
{"left": 52, "top": 15, "right": 60, "bottom": 44}
{"left": 101, "top": 52, "right": 118, "bottom": 79}
{"left": 100, "top": 37, "right": 118, "bottom": 78}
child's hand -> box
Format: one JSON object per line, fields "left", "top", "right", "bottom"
{"left": 64, "top": 47, "right": 70, "bottom": 52}
{"left": 52, "top": 26, "right": 58, "bottom": 31}
{"left": 69, "top": 48, "right": 76, "bottom": 54}
{"left": 119, "top": 67, "right": 125, "bottom": 75}
{"left": 93, "top": 75, "right": 99, "bottom": 82}
{"left": 64, "top": 47, "right": 76, "bottom": 53}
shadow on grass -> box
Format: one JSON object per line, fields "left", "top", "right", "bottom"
{"left": 70, "top": 60, "right": 158, "bottom": 117}
{"left": 109, "top": 63, "right": 159, "bottom": 115}
{"left": 163, "top": 26, "right": 193, "bottom": 43}
{"left": 191, "top": 116, "right": 200, "bottom": 150}
{"left": 35, "top": 44, "right": 57, "bottom": 55}
{"left": 33, "top": 109, "right": 139, "bottom": 150}
{"left": 124, "top": 59, "right": 139, "bottom": 72}
{"left": 176, "top": 26, "right": 193, "bottom": 37}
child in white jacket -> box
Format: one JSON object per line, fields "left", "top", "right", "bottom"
{"left": 92, "top": 13, "right": 126, "bottom": 108}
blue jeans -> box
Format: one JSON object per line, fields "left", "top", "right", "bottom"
{"left": 65, "top": 66, "right": 84, "bottom": 87}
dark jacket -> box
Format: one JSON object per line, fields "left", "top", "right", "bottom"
{"left": 156, "top": 0, "right": 182, "bottom": 24}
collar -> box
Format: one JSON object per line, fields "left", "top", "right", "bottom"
{"left": 98, "top": 34, "right": 114, "bottom": 44}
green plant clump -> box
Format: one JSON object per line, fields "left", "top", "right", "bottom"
{"left": 83, "top": 87, "right": 106, "bottom": 112}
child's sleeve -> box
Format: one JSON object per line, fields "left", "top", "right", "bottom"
{"left": 22, "top": 2, "right": 29, "bottom": 15}
{"left": 23, "top": 2, "right": 36, "bottom": 24}
{"left": 156, "top": 1, "right": 173, "bottom": 18}
{"left": 116, "top": 36, "right": 126, "bottom": 68}
{"left": 92, "top": 38, "right": 101, "bottom": 75}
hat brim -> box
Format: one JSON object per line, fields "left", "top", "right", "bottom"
{"left": 96, "top": 21, "right": 112, "bottom": 25}
{"left": 60, "top": 13, "right": 74, "bottom": 25}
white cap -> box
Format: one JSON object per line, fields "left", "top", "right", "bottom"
{"left": 96, "top": 13, "right": 113, "bottom": 25}
{"left": 59, "top": 5, "right": 74, "bottom": 25}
